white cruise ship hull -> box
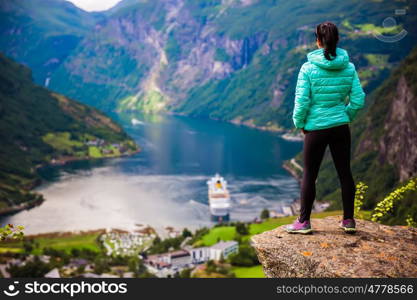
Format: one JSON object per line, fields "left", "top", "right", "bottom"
{"left": 207, "top": 174, "right": 231, "bottom": 222}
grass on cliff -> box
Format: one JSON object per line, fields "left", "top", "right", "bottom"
{"left": 42, "top": 132, "right": 84, "bottom": 152}
{"left": 33, "top": 233, "right": 101, "bottom": 254}
{"left": 0, "top": 232, "right": 101, "bottom": 255}
{"left": 231, "top": 265, "right": 264, "bottom": 278}
{"left": 88, "top": 146, "right": 102, "bottom": 158}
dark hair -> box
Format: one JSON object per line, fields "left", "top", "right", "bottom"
{"left": 315, "top": 22, "right": 339, "bottom": 60}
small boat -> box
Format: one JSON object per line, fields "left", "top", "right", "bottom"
{"left": 207, "top": 174, "right": 231, "bottom": 222}
{"left": 131, "top": 118, "right": 143, "bottom": 126}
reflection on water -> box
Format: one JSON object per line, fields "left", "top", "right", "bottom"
{"left": 1, "top": 113, "right": 302, "bottom": 234}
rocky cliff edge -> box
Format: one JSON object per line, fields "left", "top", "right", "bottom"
{"left": 251, "top": 216, "right": 417, "bottom": 278}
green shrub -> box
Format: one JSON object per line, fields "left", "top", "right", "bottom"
{"left": 372, "top": 177, "right": 417, "bottom": 223}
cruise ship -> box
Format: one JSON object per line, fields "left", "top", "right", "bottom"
{"left": 207, "top": 174, "right": 231, "bottom": 222}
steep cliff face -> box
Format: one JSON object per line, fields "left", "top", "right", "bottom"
{"left": 354, "top": 46, "right": 417, "bottom": 190}
{"left": 378, "top": 75, "right": 417, "bottom": 182}
{"left": 354, "top": 74, "right": 417, "bottom": 183}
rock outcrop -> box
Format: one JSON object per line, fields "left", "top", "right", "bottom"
{"left": 379, "top": 75, "right": 417, "bottom": 182}
{"left": 251, "top": 216, "right": 417, "bottom": 278}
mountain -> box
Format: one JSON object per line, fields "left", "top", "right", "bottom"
{"left": 1, "top": 0, "right": 416, "bottom": 128}
{"left": 310, "top": 46, "right": 417, "bottom": 225}
{"left": 1, "top": 0, "right": 416, "bottom": 222}
{"left": 45, "top": 0, "right": 417, "bottom": 128}
{"left": 0, "top": 0, "right": 103, "bottom": 86}
{"left": 0, "top": 53, "right": 139, "bottom": 215}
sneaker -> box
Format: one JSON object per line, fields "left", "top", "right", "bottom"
{"left": 285, "top": 218, "right": 312, "bottom": 234}
{"left": 340, "top": 218, "right": 356, "bottom": 234}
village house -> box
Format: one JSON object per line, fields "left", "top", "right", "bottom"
{"left": 187, "top": 246, "right": 210, "bottom": 264}
{"left": 209, "top": 241, "right": 238, "bottom": 261}
{"left": 146, "top": 250, "right": 191, "bottom": 269}
{"left": 85, "top": 139, "right": 102, "bottom": 146}
{"left": 144, "top": 240, "right": 239, "bottom": 277}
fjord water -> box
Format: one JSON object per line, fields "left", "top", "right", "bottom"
{"left": 2, "top": 113, "right": 302, "bottom": 234}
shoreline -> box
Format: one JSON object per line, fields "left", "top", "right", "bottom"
{"left": 126, "top": 110, "right": 304, "bottom": 139}
{"left": 166, "top": 111, "right": 288, "bottom": 134}
{"left": 41, "top": 147, "right": 141, "bottom": 167}
{"left": 282, "top": 158, "right": 331, "bottom": 214}
{"left": 0, "top": 197, "right": 44, "bottom": 217}
{"left": 282, "top": 161, "right": 302, "bottom": 184}
{"left": 0, "top": 147, "right": 141, "bottom": 218}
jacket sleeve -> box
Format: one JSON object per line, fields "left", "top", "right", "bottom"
{"left": 292, "top": 63, "right": 311, "bottom": 129}
{"left": 345, "top": 66, "right": 365, "bottom": 121}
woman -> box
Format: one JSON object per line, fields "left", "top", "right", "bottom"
{"left": 286, "top": 22, "right": 365, "bottom": 234}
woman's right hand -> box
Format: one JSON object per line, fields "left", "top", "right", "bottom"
{"left": 301, "top": 128, "right": 308, "bottom": 134}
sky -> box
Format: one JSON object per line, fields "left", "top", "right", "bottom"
{"left": 66, "top": 0, "right": 123, "bottom": 12}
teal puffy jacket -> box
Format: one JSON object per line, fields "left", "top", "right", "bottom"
{"left": 292, "top": 47, "right": 365, "bottom": 131}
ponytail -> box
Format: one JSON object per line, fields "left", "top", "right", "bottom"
{"left": 316, "top": 22, "right": 339, "bottom": 60}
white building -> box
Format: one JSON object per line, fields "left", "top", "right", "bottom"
{"left": 146, "top": 250, "right": 191, "bottom": 269}
{"left": 188, "top": 247, "right": 210, "bottom": 264}
{"left": 209, "top": 241, "right": 239, "bottom": 261}
{"left": 144, "top": 240, "right": 239, "bottom": 277}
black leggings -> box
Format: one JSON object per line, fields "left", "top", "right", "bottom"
{"left": 299, "top": 124, "right": 355, "bottom": 222}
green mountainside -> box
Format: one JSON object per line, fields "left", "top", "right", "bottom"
{"left": 0, "top": 0, "right": 103, "bottom": 85}
{"left": 1, "top": 0, "right": 416, "bottom": 129}
{"left": 44, "top": 0, "right": 417, "bottom": 129}
{"left": 0, "top": 53, "right": 138, "bottom": 214}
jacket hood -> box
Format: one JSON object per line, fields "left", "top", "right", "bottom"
{"left": 307, "top": 47, "right": 349, "bottom": 70}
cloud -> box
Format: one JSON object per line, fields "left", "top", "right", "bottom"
{"left": 66, "top": 0, "right": 122, "bottom": 12}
